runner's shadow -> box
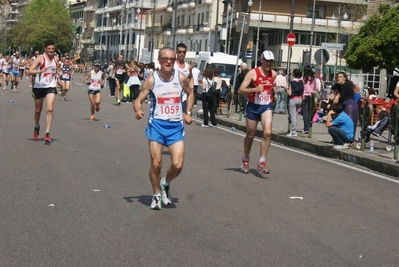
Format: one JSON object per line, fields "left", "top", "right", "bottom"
{"left": 123, "top": 195, "right": 178, "bottom": 208}
{"left": 224, "top": 167, "right": 268, "bottom": 179}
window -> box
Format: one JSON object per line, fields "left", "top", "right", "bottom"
{"left": 306, "top": 5, "right": 326, "bottom": 19}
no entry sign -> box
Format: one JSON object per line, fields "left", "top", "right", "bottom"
{"left": 287, "top": 32, "right": 296, "bottom": 47}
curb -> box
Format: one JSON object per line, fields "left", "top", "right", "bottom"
{"left": 198, "top": 113, "right": 399, "bottom": 178}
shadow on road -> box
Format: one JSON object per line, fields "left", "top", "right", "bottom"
{"left": 123, "top": 195, "right": 178, "bottom": 208}
{"left": 224, "top": 167, "right": 268, "bottom": 179}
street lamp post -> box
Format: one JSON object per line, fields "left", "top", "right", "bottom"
{"left": 254, "top": 0, "right": 262, "bottom": 67}
{"left": 167, "top": 1, "right": 177, "bottom": 50}
{"left": 150, "top": 0, "right": 155, "bottom": 62}
{"left": 308, "top": 0, "right": 316, "bottom": 67}
{"left": 227, "top": 4, "right": 235, "bottom": 55}
{"left": 136, "top": 7, "right": 143, "bottom": 62}
{"left": 224, "top": 5, "right": 229, "bottom": 53}
{"left": 332, "top": 5, "right": 348, "bottom": 77}
{"left": 214, "top": 0, "right": 220, "bottom": 52}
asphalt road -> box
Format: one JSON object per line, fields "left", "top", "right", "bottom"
{"left": 1, "top": 74, "right": 398, "bottom": 267}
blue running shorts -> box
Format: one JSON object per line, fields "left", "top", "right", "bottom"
{"left": 245, "top": 102, "right": 274, "bottom": 121}
{"left": 145, "top": 119, "right": 185, "bottom": 146}
{"left": 11, "top": 71, "right": 19, "bottom": 77}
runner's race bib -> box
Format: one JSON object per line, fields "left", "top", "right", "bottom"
{"left": 254, "top": 92, "right": 271, "bottom": 105}
{"left": 155, "top": 96, "right": 182, "bottom": 120}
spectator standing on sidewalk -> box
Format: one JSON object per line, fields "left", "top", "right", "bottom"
{"left": 287, "top": 69, "right": 304, "bottom": 137}
{"left": 238, "top": 50, "right": 277, "bottom": 175}
{"left": 325, "top": 103, "right": 354, "bottom": 149}
{"left": 301, "top": 66, "right": 317, "bottom": 134}
{"left": 201, "top": 67, "right": 217, "bottom": 127}
{"left": 191, "top": 62, "right": 200, "bottom": 107}
{"left": 273, "top": 69, "right": 287, "bottom": 114}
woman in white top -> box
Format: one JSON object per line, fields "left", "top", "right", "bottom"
{"left": 83, "top": 60, "right": 105, "bottom": 121}
{"left": 126, "top": 60, "right": 141, "bottom": 102}
{"left": 201, "top": 67, "right": 217, "bottom": 127}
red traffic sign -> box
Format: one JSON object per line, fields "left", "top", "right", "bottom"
{"left": 287, "top": 33, "right": 296, "bottom": 47}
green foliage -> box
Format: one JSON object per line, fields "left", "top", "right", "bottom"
{"left": 7, "top": 0, "right": 74, "bottom": 54}
{"left": 345, "top": 4, "right": 399, "bottom": 72}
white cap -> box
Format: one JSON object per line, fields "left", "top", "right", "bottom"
{"left": 261, "top": 50, "right": 274, "bottom": 60}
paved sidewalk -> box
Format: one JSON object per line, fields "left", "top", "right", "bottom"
{"left": 197, "top": 109, "right": 399, "bottom": 178}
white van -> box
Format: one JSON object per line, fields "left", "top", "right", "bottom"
{"left": 196, "top": 52, "right": 242, "bottom": 86}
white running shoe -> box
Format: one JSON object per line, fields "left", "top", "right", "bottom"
{"left": 160, "top": 177, "right": 172, "bottom": 206}
{"left": 150, "top": 195, "right": 162, "bottom": 210}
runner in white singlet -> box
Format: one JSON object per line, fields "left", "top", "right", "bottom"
{"left": 133, "top": 47, "right": 194, "bottom": 210}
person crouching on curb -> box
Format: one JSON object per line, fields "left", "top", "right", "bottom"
{"left": 325, "top": 103, "right": 354, "bottom": 150}
{"left": 84, "top": 60, "right": 104, "bottom": 121}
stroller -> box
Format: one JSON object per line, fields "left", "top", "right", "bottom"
{"left": 356, "top": 111, "right": 394, "bottom": 151}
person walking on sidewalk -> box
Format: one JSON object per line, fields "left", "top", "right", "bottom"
{"left": 27, "top": 40, "right": 59, "bottom": 143}
{"left": 84, "top": 60, "right": 104, "bottom": 121}
{"left": 238, "top": 50, "right": 277, "bottom": 174}
{"left": 133, "top": 47, "right": 194, "bottom": 210}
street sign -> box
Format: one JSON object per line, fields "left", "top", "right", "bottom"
{"left": 287, "top": 32, "right": 296, "bottom": 46}
{"left": 314, "top": 49, "right": 329, "bottom": 64}
{"left": 321, "top": 42, "right": 344, "bottom": 51}
{"left": 236, "top": 13, "right": 250, "bottom": 34}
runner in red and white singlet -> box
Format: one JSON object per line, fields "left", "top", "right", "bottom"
{"left": 237, "top": 50, "right": 278, "bottom": 175}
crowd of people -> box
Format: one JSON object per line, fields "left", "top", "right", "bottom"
{"left": 24, "top": 38, "right": 396, "bottom": 210}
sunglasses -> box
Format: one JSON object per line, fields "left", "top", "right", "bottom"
{"left": 159, "top": 57, "right": 176, "bottom": 62}
{"left": 177, "top": 50, "right": 186, "bottom": 54}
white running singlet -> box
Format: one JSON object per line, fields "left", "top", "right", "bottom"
{"left": 34, "top": 56, "right": 58, "bottom": 88}
{"left": 150, "top": 70, "right": 183, "bottom": 121}
{"left": 174, "top": 61, "right": 189, "bottom": 102}
{"left": 88, "top": 70, "right": 103, "bottom": 90}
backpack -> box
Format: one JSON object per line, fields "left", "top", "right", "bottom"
{"left": 290, "top": 79, "right": 304, "bottom": 96}
{"left": 206, "top": 79, "right": 216, "bottom": 98}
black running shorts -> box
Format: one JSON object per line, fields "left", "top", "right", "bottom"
{"left": 32, "top": 87, "right": 57, "bottom": 99}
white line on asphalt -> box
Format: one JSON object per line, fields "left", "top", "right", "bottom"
{"left": 193, "top": 118, "right": 399, "bottom": 184}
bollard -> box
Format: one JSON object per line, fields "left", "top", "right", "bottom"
{"left": 390, "top": 103, "right": 399, "bottom": 160}
{"left": 238, "top": 95, "right": 245, "bottom": 121}
{"left": 306, "top": 94, "right": 318, "bottom": 138}
{"left": 227, "top": 86, "right": 233, "bottom": 118}
{"left": 357, "top": 99, "right": 373, "bottom": 151}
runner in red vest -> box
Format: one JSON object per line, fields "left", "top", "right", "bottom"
{"left": 238, "top": 50, "right": 277, "bottom": 174}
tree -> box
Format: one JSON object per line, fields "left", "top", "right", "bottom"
{"left": 345, "top": 4, "right": 399, "bottom": 73}
{"left": 7, "top": 0, "right": 74, "bottom": 54}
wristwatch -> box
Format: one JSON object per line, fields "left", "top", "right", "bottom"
{"left": 186, "top": 111, "right": 192, "bottom": 116}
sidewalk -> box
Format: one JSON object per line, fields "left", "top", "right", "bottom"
{"left": 197, "top": 109, "right": 399, "bottom": 178}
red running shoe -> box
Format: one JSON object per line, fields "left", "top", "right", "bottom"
{"left": 241, "top": 158, "right": 250, "bottom": 174}
{"left": 257, "top": 161, "right": 270, "bottom": 174}
{"left": 95, "top": 103, "right": 100, "bottom": 112}
{"left": 44, "top": 132, "right": 51, "bottom": 143}
{"left": 33, "top": 126, "right": 40, "bottom": 140}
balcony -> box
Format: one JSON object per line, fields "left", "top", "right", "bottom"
{"left": 199, "top": 23, "right": 210, "bottom": 32}
{"left": 176, "top": 24, "right": 186, "bottom": 34}
{"left": 164, "top": 29, "right": 171, "bottom": 36}
{"left": 186, "top": 25, "right": 194, "bottom": 34}
{"left": 84, "top": 5, "right": 95, "bottom": 12}
{"left": 236, "top": 12, "right": 365, "bottom": 34}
